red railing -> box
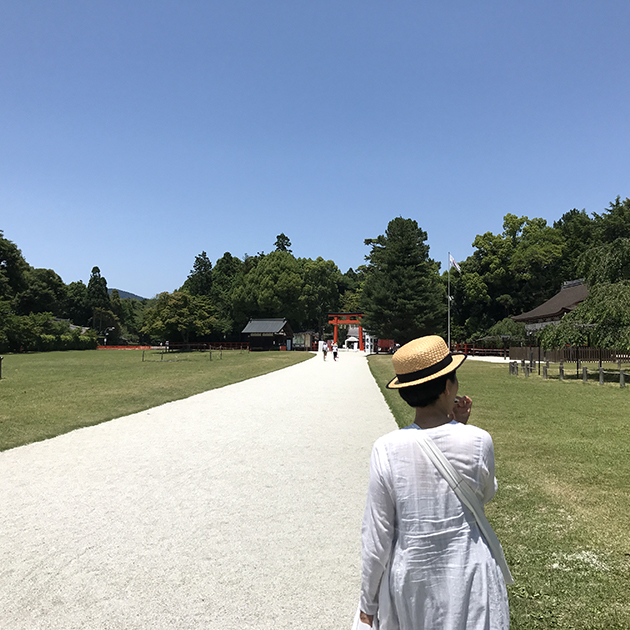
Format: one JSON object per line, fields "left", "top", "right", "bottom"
{"left": 451, "top": 343, "right": 508, "bottom": 357}
{"left": 98, "top": 345, "right": 151, "bottom": 350}
{"left": 164, "top": 342, "right": 249, "bottom": 351}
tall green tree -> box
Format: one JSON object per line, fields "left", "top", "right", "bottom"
{"left": 578, "top": 238, "right": 630, "bottom": 285}
{"left": 0, "top": 231, "right": 29, "bottom": 300}
{"left": 211, "top": 252, "right": 244, "bottom": 334}
{"left": 593, "top": 196, "right": 630, "bottom": 243}
{"left": 553, "top": 208, "right": 596, "bottom": 280}
{"left": 86, "top": 267, "right": 110, "bottom": 310}
{"left": 92, "top": 307, "right": 122, "bottom": 344}
{"left": 274, "top": 233, "right": 292, "bottom": 253}
{"left": 110, "top": 289, "right": 124, "bottom": 322}
{"left": 118, "top": 297, "right": 147, "bottom": 342}
{"left": 14, "top": 268, "right": 67, "bottom": 316}
{"left": 231, "top": 251, "right": 303, "bottom": 330}
{"left": 299, "top": 257, "right": 342, "bottom": 335}
{"left": 64, "top": 281, "right": 91, "bottom": 326}
{"left": 86, "top": 266, "right": 113, "bottom": 333}
{"left": 451, "top": 214, "right": 564, "bottom": 339}
{"left": 141, "top": 291, "right": 217, "bottom": 343}
{"left": 181, "top": 251, "right": 213, "bottom": 296}
{"left": 338, "top": 266, "right": 366, "bottom": 314}
{"left": 361, "top": 217, "right": 446, "bottom": 343}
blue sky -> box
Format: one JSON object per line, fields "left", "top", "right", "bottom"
{"left": 2, "top": 1, "right": 629, "bottom": 298}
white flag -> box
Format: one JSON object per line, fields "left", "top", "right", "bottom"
{"left": 449, "top": 254, "right": 461, "bottom": 273}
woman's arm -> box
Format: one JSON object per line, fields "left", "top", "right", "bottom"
{"left": 360, "top": 443, "right": 396, "bottom": 621}
{"left": 480, "top": 432, "right": 498, "bottom": 503}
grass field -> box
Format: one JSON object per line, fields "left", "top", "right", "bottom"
{"left": 368, "top": 355, "right": 630, "bottom": 630}
{"left": 0, "top": 349, "right": 312, "bottom": 452}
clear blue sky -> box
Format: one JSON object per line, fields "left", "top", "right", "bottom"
{"left": 2, "top": 1, "right": 629, "bottom": 298}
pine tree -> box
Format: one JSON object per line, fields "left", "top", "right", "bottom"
{"left": 86, "top": 267, "right": 110, "bottom": 310}
{"left": 361, "top": 217, "right": 445, "bottom": 343}
{"left": 274, "top": 233, "right": 292, "bottom": 253}
{"left": 182, "top": 251, "right": 213, "bottom": 296}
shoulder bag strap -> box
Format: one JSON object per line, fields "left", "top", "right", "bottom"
{"left": 415, "top": 431, "right": 514, "bottom": 585}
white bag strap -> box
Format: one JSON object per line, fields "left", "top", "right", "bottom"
{"left": 415, "top": 431, "right": 514, "bottom": 585}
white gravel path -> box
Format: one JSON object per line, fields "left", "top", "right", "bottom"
{"left": 465, "top": 355, "right": 510, "bottom": 363}
{"left": 0, "top": 351, "right": 396, "bottom": 630}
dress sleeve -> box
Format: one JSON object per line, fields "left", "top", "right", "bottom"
{"left": 360, "top": 442, "right": 396, "bottom": 616}
{"left": 479, "top": 431, "right": 498, "bottom": 504}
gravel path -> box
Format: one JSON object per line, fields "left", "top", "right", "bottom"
{"left": 0, "top": 351, "right": 395, "bottom": 630}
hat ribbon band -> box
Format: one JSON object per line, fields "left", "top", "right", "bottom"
{"left": 396, "top": 355, "right": 453, "bottom": 384}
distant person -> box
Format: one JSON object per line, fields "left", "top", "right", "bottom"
{"left": 332, "top": 343, "right": 338, "bottom": 361}
{"left": 322, "top": 342, "right": 328, "bottom": 361}
{"left": 357, "top": 335, "right": 511, "bottom": 629}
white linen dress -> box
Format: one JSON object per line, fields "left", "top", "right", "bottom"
{"left": 360, "top": 421, "right": 509, "bottom": 630}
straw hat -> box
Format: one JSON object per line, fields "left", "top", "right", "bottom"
{"left": 386, "top": 335, "right": 466, "bottom": 389}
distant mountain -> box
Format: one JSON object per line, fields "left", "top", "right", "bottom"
{"left": 108, "top": 288, "right": 147, "bottom": 301}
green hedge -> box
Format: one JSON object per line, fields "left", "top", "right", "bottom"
{"left": 0, "top": 305, "right": 98, "bottom": 353}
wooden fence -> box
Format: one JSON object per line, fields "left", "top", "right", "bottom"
{"left": 509, "top": 346, "right": 630, "bottom": 364}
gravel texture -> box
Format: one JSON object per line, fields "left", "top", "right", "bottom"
{"left": 0, "top": 351, "right": 395, "bottom": 630}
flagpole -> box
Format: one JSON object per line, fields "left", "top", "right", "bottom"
{"left": 447, "top": 251, "right": 451, "bottom": 350}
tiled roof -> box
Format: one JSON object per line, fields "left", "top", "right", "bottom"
{"left": 512, "top": 281, "right": 588, "bottom": 322}
{"left": 241, "top": 318, "right": 290, "bottom": 334}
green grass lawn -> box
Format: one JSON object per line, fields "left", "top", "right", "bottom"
{"left": 0, "top": 349, "right": 312, "bottom": 452}
{"left": 368, "top": 355, "right": 630, "bottom": 630}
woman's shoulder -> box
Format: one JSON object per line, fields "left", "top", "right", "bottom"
{"left": 394, "top": 421, "right": 493, "bottom": 449}
{"left": 374, "top": 421, "right": 493, "bottom": 447}
{"left": 441, "top": 421, "right": 494, "bottom": 449}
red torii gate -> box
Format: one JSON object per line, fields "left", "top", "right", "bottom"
{"left": 328, "top": 312, "right": 365, "bottom": 351}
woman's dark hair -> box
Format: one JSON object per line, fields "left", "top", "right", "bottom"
{"left": 398, "top": 371, "right": 457, "bottom": 408}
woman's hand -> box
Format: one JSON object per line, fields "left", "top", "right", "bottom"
{"left": 451, "top": 395, "right": 472, "bottom": 424}
{"left": 360, "top": 611, "right": 374, "bottom": 627}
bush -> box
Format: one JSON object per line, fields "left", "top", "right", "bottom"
{"left": 0, "top": 310, "right": 99, "bottom": 353}
{"left": 79, "top": 333, "right": 98, "bottom": 350}
{"left": 37, "top": 334, "right": 57, "bottom": 352}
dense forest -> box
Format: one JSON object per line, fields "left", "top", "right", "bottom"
{"left": 2, "top": 196, "right": 630, "bottom": 352}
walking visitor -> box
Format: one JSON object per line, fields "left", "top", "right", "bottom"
{"left": 356, "top": 335, "right": 511, "bottom": 629}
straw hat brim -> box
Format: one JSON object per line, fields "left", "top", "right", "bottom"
{"left": 386, "top": 353, "right": 466, "bottom": 389}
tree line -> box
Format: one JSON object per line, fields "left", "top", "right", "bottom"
{"left": 2, "top": 195, "right": 630, "bottom": 353}
{"left": 448, "top": 196, "right": 630, "bottom": 350}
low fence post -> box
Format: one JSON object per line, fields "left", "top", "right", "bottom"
{"left": 576, "top": 349, "right": 580, "bottom": 379}
{"left": 524, "top": 366, "right": 529, "bottom": 378}
{"left": 583, "top": 367, "right": 588, "bottom": 383}
{"left": 620, "top": 369, "right": 625, "bottom": 388}
{"left": 559, "top": 361, "right": 564, "bottom": 381}
{"left": 599, "top": 366, "right": 604, "bottom": 385}
{"left": 514, "top": 362, "right": 519, "bottom": 376}
{"left": 543, "top": 364, "right": 548, "bottom": 379}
